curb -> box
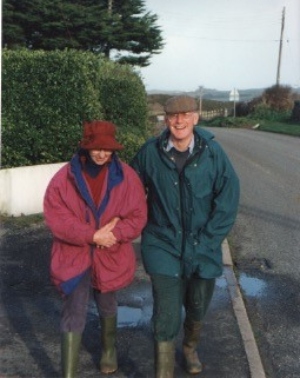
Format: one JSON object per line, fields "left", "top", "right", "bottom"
{"left": 222, "top": 239, "right": 267, "bottom": 378}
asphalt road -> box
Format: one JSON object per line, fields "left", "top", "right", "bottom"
{"left": 0, "top": 224, "right": 252, "bottom": 378}
{"left": 207, "top": 127, "right": 300, "bottom": 378}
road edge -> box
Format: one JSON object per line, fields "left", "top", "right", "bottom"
{"left": 222, "top": 239, "right": 267, "bottom": 378}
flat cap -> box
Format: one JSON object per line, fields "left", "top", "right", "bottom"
{"left": 164, "top": 95, "right": 198, "bottom": 114}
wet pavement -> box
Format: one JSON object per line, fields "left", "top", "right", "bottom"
{"left": 0, "top": 220, "right": 264, "bottom": 378}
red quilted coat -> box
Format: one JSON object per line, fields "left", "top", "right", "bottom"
{"left": 43, "top": 153, "right": 147, "bottom": 295}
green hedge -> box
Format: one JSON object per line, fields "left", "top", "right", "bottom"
{"left": 98, "top": 60, "right": 148, "bottom": 134}
{"left": 116, "top": 131, "right": 147, "bottom": 163}
{"left": 2, "top": 49, "right": 148, "bottom": 168}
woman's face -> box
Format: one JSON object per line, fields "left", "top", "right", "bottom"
{"left": 88, "top": 149, "right": 113, "bottom": 165}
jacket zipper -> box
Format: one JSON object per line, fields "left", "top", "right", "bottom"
{"left": 178, "top": 138, "right": 205, "bottom": 255}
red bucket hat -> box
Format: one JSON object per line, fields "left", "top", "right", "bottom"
{"left": 79, "top": 120, "right": 123, "bottom": 151}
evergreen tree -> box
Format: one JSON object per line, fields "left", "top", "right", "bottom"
{"left": 2, "top": 0, "right": 164, "bottom": 66}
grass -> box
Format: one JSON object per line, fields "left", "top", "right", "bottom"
{"left": 256, "top": 120, "right": 300, "bottom": 136}
{"left": 0, "top": 213, "right": 44, "bottom": 229}
{"left": 201, "top": 116, "right": 300, "bottom": 137}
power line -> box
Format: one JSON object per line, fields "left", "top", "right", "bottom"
{"left": 165, "top": 33, "right": 283, "bottom": 43}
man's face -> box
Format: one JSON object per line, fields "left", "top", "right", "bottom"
{"left": 165, "top": 112, "right": 199, "bottom": 142}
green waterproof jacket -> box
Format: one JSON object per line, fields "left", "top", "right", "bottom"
{"left": 131, "top": 126, "right": 240, "bottom": 279}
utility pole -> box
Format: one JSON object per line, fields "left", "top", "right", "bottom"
{"left": 0, "top": 1, "right": 2, "bottom": 168}
{"left": 108, "top": 0, "right": 113, "bottom": 14}
{"left": 229, "top": 88, "right": 239, "bottom": 118}
{"left": 198, "top": 86, "right": 203, "bottom": 116}
{"left": 106, "top": 0, "right": 113, "bottom": 59}
{"left": 276, "top": 7, "right": 285, "bottom": 85}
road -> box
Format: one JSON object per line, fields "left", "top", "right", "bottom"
{"left": 207, "top": 127, "right": 300, "bottom": 378}
{"left": 0, "top": 225, "right": 251, "bottom": 378}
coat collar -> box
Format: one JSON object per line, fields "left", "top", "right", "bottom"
{"left": 70, "top": 152, "right": 124, "bottom": 219}
{"left": 158, "top": 126, "right": 213, "bottom": 154}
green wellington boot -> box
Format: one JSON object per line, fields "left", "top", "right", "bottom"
{"left": 182, "top": 320, "right": 202, "bottom": 374}
{"left": 155, "top": 341, "right": 175, "bottom": 378}
{"left": 100, "top": 315, "right": 118, "bottom": 374}
{"left": 61, "top": 332, "right": 82, "bottom": 378}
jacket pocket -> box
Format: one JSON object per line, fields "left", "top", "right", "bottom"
{"left": 145, "top": 223, "right": 176, "bottom": 243}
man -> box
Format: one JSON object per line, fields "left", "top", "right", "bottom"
{"left": 131, "top": 95, "right": 239, "bottom": 377}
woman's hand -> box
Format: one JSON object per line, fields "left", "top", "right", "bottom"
{"left": 93, "top": 217, "right": 120, "bottom": 248}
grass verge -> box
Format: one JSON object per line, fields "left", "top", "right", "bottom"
{"left": 256, "top": 120, "right": 300, "bottom": 136}
{"left": 0, "top": 213, "right": 44, "bottom": 229}
{"left": 201, "top": 116, "right": 300, "bottom": 137}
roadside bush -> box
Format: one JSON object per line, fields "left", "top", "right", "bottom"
{"left": 2, "top": 49, "right": 103, "bottom": 167}
{"left": 1, "top": 116, "right": 35, "bottom": 167}
{"left": 291, "top": 101, "right": 300, "bottom": 123}
{"left": 262, "top": 84, "right": 294, "bottom": 111}
{"left": 248, "top": 103, "right": 291, "bottom": 122}
{"left": 241, "top": 85, "right": 297, "bottom": 121}
{"left": 98, "top": 60, "right": 148, "bottom": 136}
{"left": 117, "top": 131, "right": 147, "bottom": 163}
{"left": 202, "top": 116, "right": 255, "bottom": 128}
{"left": 1, "top": 49, "right": 148, "bottom": 168}
{"left": 235, "top": 102, "right": 250, "bottom": 117}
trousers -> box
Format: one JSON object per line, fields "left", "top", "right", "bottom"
{"left": 60, "top": 270, "right": 117, "bottom": 333}
{"left": 151, "top": 274, "right": 215, "bottom": 341}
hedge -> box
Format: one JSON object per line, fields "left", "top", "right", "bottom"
{"left": 1, "top": 49, "right": 148, "bottom": 168}
{"left": 97, "top": 59, "right": 148, "bottom": 134}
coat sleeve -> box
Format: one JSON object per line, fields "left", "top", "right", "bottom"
{"left": 111, "top": 165, "right": 147, "bottom": 243}
{"left": 43, "top": 169, "right": 95, "bottom": 246}
{"left": 130, "top": 144, "right": 149, "bottom": 188}
{"left": 198, "top": 144, "right": 240, "bottom": 252}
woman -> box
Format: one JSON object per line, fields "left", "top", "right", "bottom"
{"left": 44, "top": 120, "right": 147, "bottom": 377}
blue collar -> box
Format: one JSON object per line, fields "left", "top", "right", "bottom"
{"left": 70, "top": 153, "right": 124, "bottom": 220}
{"left": 165, "top": 134, "right": 195, "bottom": 154}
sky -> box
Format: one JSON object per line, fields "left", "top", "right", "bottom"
{"left": 139, "top": 0, "right": 300, "bottom": 92}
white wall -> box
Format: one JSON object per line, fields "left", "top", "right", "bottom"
{"left": 0, "top": 163, "right": 66, "bottom": 216}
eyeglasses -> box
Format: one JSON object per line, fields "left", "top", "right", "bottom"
{"left": 166, "top": 112, "right": 194, "bottom": 121}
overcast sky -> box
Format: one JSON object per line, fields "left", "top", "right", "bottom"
{"left": 139, "top": 0, "right": 300, "bottom": 92}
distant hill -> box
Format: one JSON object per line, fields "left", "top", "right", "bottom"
{"left": 147, "top": 86, "right": 300, "bottom": 116}
{"left": 147, "top": 87, "right": 265, "bottom": 102}
{"left": 195, "top": 88, "right": 264, "bottom": 102}
{"left": 148, "top": 87, "right": 300, "bottom": 103}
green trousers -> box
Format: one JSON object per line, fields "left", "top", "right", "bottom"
{"left": 151, "top": 274, "right": 215, "bottom": 341}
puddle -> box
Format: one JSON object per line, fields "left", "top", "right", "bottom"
{"left": 117, "top": 304, "right": 153, "bottom": 327}
{"left": 88, "top": 303, "right": 152, "bottom": 328}
{"left": 117, "top": 306, "right": 142, "bottom": 327}
{"left": 239, "top": 273, "right": 266, "bottom": 297}
{"left": 216, "top": 276, "right": 227, "bottom": 289}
